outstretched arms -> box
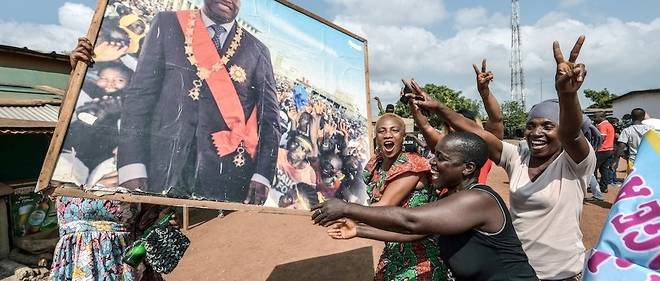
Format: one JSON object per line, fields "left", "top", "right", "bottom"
{"left": 313, "top": 190, "right": 500, "bottom": 236}
{"left": 327, "top": 218, "right": 426, "bottom": 242}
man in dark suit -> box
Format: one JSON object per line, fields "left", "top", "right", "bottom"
{"left": 117, "top": 0, "right": 280, "bottom": 204}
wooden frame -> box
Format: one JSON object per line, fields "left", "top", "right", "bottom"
{"left": 36, "top": 0, "right": 373, "bottom": 212}
{"left": 37, "top": 0, "right": 109, "bottom": 192}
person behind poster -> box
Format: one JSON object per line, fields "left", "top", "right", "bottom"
{"left": 117, "top": 0, "right": 280, "bottom": 204}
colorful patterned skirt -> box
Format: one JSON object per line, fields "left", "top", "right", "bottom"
{"left": 50, "top": 196, "right": 138, "bottom": 281}
{"left": 375, "top": 238, "right": 452, "bottom": 281}
{"left": 50, "top": 220, "right": 136, "bottom": 281}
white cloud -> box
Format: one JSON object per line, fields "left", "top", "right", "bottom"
{"left": 327, "top": 3, "right": 660, "bottom": 114}
{"left": 454, "top": 6, "right": 508, "bottom": 29}
{"left": 59, "top": 2, "right": 94, "bottom": 30}
{"left": 370, "top": 80, "right": 401, "bottom": 105}
{"left": 0, "top": 2, "right": 92, "bottom": 53}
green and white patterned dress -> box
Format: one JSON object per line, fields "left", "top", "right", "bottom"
{"left": 364, "top": 152, "right": 453, "bottom": 281}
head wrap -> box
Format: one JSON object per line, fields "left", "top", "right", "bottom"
{"left": 528, "top": 99, "right": 560, "bottom": 125}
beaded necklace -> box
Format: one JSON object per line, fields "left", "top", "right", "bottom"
{"left": 182, "top": 11, "right": 244, "bottom": 100}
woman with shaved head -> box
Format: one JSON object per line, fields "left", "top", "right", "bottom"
{"left": 355, "top": 113, "right": 452, "bottom": 280}
{"left": 313, "top": 132, "right": 537, "bottom": 281}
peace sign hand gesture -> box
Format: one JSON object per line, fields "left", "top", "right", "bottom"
{"left": 410, "top": 80, "right": 442, "bottom": 111}
{"left": 554, "top": 35, "right": 587, "bottom": 94}
{"left": 472, "top": 59, "right": 493, "bottom": 94}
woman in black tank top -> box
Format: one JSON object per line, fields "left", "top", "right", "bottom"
{"left": 313, "top": 132, "right": 538, "bottom": 281}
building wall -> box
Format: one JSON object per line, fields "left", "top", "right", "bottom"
{"left": 613, "top": 92, "right": 660, "bottom": 119}
{"left": 0, "top": 48, "right": 70, "bottom": 90}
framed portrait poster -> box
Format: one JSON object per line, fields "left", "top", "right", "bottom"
{"left": 37, "top": 0, "right": 372, "bottom": 212}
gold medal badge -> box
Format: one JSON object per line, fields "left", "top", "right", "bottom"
{"left": 229, "top": 65, "right": 247, "bottom": 84}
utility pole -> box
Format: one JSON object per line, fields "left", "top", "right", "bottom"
{"left": 510, "top": 0, "right": 526, "bottom": 106}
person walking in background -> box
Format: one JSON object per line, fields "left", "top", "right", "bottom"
{"left": 607, "top": 116, "right": 623, "bottom": 185}
{"left": 582, "top": 115, "right": 604, "bottom": 202}
{"left": 593, "top": 112, "right": 615, "bottom": 193}
{"left": 617, "top": 108, "right": 653, "bottom": 171}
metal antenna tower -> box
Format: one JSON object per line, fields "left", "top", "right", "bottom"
{"left": 510, "top": 0, "right": 525, "bottom": 106}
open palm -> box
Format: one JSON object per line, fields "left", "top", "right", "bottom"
{"left": 326, "top": 218, "right": 357, "bottom": 240}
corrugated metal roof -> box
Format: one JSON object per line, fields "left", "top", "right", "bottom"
{"left": 0, "top": 128, "right": 53, "bottom": 135}
{"left": 0, "top": 104, "right": 58, "bottom": 122}
{"left": 610, "top": 88, "right": 660, "bottom": 102}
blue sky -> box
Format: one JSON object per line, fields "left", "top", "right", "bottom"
{"left": 239, "top": 0, "right": 367, "bottom": 116}
{"left": 2, "top": 0, "right": 660, "bottom": 115}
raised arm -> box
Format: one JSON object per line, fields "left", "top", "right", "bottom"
{"left": 309, "top": 103, "right": 323, "bottom": 158}
{"left": 410, "top": 80, "right": 503, "bottom": 163}
{"left": 553, "top": 35, "right": 591, "bottom": 163}
{"left": 374, "top": 96, "right": 385, "bottom": 115}
{"left": 313, "top": 191, "right": 496, "bottom": 236}
{"left": 404, "top": 88, "right": 444, "bottom": 151}
{"left": 473, "top": 59, "right": 504, "bottom": 140}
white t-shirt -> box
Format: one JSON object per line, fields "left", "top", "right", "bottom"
{"left": 498, "top": 141, "right": 596, "bottom": 280}
{"left": 618, "top": 124, "right": 653, "bottom": 162}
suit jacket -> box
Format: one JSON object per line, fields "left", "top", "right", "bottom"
{"left": 118, "top": 11, "right": 280, "bottom": 199}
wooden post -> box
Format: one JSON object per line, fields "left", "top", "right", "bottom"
{"left": 36, "top": 0, "right": 109, "bottom": 192}
{"left": 0, "top": 198, "right": 10, "bottom": 259}
{"left": 363, "top": 41, "right": 374, "bottom": 154}
{"left": 182, "top": 206, "right": 190, "bottom": 232}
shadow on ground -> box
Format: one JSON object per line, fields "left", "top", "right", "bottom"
{"left": 266, "top": 247, "right": 374, "bottom": 281}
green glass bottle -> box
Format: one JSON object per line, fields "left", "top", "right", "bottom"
{"left": 122, "top": 211, "right": 174, "bottom": 267}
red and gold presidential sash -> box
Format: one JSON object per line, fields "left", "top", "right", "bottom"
{"left": 176, "top": 10, "right": 258, "bottom": 163}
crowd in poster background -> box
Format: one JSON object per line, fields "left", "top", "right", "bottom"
{"left": 56, "top": 0, "right": 370, "bottom": 209}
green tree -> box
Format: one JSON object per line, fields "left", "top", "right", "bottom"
{"left": 394, "top": 83, "right": 480, "bottom": 129}
{"left": 501, "top": 100, "right": 527, "bottom": 138}
{"left": 584, "top": 88, "right": 617, "bottom": 109}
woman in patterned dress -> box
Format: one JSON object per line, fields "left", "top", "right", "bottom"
{"left": 50, "top": 197, "right": 138, "bottom": 281}
{"left": 363, "top": 113, "right": 451, "bottom": 281}
{"left": 50, "top": 38, "right": 174, "bottom": 281}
